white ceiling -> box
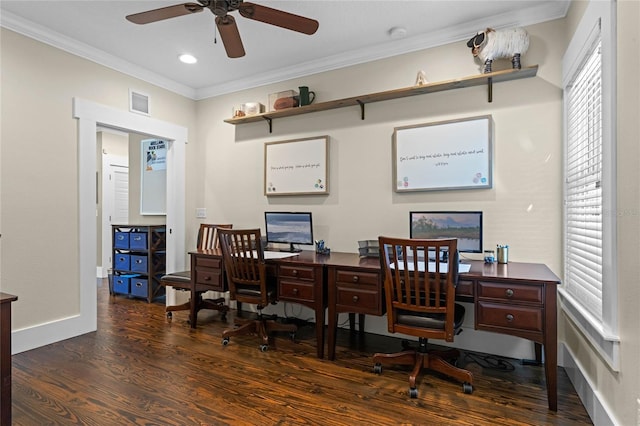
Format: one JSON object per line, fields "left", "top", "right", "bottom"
{"left": 0, "top": 1, "right": 570, "bottom": 100}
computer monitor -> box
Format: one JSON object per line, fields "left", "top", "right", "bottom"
{"left": 409, "top": 211, "right": 483, "bottom": 253}
{"left": 264, "top": 212, "right": 314, "bottom": 252}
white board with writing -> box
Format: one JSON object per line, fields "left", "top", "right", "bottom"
{"left": 393, "top": 115, "right": 492, "bottom": 192}
{"left": 264, "top": 136, "right": 329, "bottom": 196}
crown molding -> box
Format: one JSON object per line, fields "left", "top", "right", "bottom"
{"left": 2, "top": 2, "right": 569, "bottom": 101}
{"left": 195, "top": 1, "right": 569, "bottom": 99}
{"left": 1, "top": 11, "right": 197, "bottom": 99}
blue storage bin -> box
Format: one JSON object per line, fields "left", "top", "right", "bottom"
{"left": 114, "top": 232, "right": 129, "bottom": 249}
{"left": 129, "top": 232, "right": 147, "bottom": 249}
{"left": 130, "top": 255, "right": 148, "bottom": 272}
{"left": 113, "top": 275, "right": 131, "bottom": 294}
{"left": 130, "top": 278, "right": 148, "bottom": 298}
{"left": 114, "top": 254, "right": 130, "bottom": 271}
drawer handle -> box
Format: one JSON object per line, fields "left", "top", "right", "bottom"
{"left": 292, "top": 269, "right": 298, "bottom": 276}
{"left": 352, "top": 295, "right": 359, "bottom": 302}
{"left": 136, "top": 282, "right": 142, "bottom": 288}
{"left": 352, "top": 276, "right": 359, "bottom": 283}
{"left": 292, "top": 288, "right": 299, "bottom": 295}
{"left": 506, "top": 314, "right": 514, "bottom": 322}
{"left": 505, "top": 289, "right": 514, "bottom": 297}
{"left": 204, "top": 276, "right": 211, "bottom": 281}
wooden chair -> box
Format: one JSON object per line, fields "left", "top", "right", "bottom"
{"left": 218, "top": 228, "right": 297, "bottom": 352}
{"left": 373, "top": 236, "right": 473, "bottom": 397}
{"left": 160, "top": 224, "right": 232, "bottom": 323}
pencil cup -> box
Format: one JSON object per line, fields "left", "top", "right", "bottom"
{"left": 497, "top": 246, "right": 509, "bottom": 264}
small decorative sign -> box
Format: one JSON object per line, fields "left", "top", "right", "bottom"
{"left": 264, "top": 136, "right": 329, "bottom": 196}
{"left": 393, "top": 115, "right": 493, "bottom": 192}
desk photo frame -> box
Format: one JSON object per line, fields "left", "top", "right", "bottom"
{"left": 393, "top": 115, "right": 493, "bottom": 192}
{"left": 264, "top": 136, "right": 329, "bottom": 196}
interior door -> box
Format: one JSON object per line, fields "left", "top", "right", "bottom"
{"left": 101, "top": 155, "right": 128, "bottom": 277}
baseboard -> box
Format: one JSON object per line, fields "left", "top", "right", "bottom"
{"left": 560, "top": 342, "right": 617, "bottom": 425}
{"left": 12, "top": 313, "right": 96, "bottom": 355}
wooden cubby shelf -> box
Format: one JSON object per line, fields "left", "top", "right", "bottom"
{"left": 224, "top": 65, "right": 538, "bottom": 133}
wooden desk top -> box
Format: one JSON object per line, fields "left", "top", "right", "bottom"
{"left": 190, "top": 249, "right": 560, "bottom": 284}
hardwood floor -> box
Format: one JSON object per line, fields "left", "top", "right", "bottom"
{"left": 11, "top": 281, "right": 592, "bottom": 425}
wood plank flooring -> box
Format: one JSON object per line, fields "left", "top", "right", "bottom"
{"left": 11, "top": 281, "right": 592, "bottom": 425}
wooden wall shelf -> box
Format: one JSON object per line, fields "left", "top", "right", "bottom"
{"left": 224, "top": 65, "right": 538, "bottom": 133}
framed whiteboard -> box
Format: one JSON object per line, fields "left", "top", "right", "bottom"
{"left": 393, "top": 115, "right": 492, "bottom": 192}
{"left": 264, "top": 136, "right": 329, "bottom": 196}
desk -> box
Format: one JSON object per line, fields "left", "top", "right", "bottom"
{"left": 188, "top": 250, "right": 560, "bottom": 411}
{"left": 1, "top": 293, "right": 18, "bottom": 425}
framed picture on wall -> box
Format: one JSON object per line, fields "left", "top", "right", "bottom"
{"left": 393, "top": 115, "right": 493, "bottom": 192}
{"left": 264, "top": 136, "right": 329, "bottom": 196}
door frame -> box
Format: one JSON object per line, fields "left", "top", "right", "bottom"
{"left": 74, "top": 97, "right": 186, "bottom": 335}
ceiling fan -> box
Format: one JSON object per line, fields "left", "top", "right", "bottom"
{"left": 126, "top": 0, "right": 319, "bottom": 58}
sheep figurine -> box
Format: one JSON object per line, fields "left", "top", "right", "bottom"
{"left": 466, "top": 27, "right": 529, "bottom": 73}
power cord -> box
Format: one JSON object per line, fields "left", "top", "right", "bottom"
{"left": 463, "top": 352, "right": 515, "bottom": 372}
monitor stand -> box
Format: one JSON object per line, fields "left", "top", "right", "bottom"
{"left": 279, "top": 243, "right": 302, "bottom": 253}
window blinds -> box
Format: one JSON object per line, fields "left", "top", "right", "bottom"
{"left": 565, "top": 39, "right": 603, "bottom": 321}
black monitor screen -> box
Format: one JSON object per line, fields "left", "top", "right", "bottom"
{"left": 264, "top": 212, "right": 314, "bottom": 252}
{"left": 409, "top": 211, "right": 483, "bottom": 253}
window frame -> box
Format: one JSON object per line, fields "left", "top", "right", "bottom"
{"left": 559, "top": 0, "right": 619, "bottom": 371}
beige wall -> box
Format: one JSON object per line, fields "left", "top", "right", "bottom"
{"left": 193, "top": 19, "right": 565, "bottom": 359}
{"left": 0, "top": 28, "right": 196, "bottom": 329}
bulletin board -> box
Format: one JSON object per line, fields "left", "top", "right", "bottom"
{"left": 140, "top": 139, "right": 167, "bottom": 215}
{"left": 393, "top": 115, "right": 493, "bottom": 192}
{"left": 264, "top": 136, "right": 329, "bottom": 196}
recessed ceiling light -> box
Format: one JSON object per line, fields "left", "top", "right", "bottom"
{"left": 179, "top": 54, "right": 197, "bottom": 64}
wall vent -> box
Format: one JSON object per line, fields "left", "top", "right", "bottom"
{"left": 129, "top": 90, "right": 150, "bottom": 115}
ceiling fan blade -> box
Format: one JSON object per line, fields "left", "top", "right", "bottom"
{"left": 126, "top": 3, "right": 203, "bottom": 25}
{"left": 216, "top": 16, "right": 246, "bottom": 58}
{"left": 239, "top": 3, "right": 319, "bottom": 35}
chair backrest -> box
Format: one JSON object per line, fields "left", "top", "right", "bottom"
{"left": 378, "top": 236, "right": 459, "bottom": 342}
{"left": 217, "top": 228, "right": 269, "bottom": 307}
{"left": 196, "top": 224, "right": 233, "bottom": 250}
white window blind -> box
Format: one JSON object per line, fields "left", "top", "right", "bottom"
{"left": 565, "top": 39, "right": 603, "bottom": 321}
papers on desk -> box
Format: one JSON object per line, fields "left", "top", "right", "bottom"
{"left": 392, "top": 261, "right": 471, "bottom": 274}
{"left": 261, "top": 250, "right": 300, "bottom": 259}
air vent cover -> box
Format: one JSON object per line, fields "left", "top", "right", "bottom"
{"left": 129, "top": 90, "right": 150, "bottom": 115}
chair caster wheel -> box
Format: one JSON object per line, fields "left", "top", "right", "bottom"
{"left": 221, "top": 313, "right": 227, "bottom": 321}
{"left": 409, "top": 388, "right": 418, "bottom": 398}
{"left": 260, "top": 344, "right": 269, "bottom": 352}
{"left": 166, "top": 312, "right": 172, "bottom": 321}
{"left": 289, "top": 332, "right": 296, "bottom": 341}
{"left": 373, "top": 364, "right": 382, "bottom": 375}
{"left": 463, "top": 383, "right": 473, "bottom": 394}
{"left": 222, "top": 337, "right": 230, "bottom": 346}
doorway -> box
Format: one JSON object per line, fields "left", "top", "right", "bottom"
{"left": 73, "top": 98, "right": 186, "bottom": 338}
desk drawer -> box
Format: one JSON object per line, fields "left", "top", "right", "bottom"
{"left": 194, "top": 268, "right": 224, "bottom": 291}
{"left": 279, "top": 265, "right": 316, "bottom": 281}
{"left": 477, "top": 281, "right": 543, "bottom": 304}
{"left": 279, "top": 280, "right": 315, "bottom": 303}
{"left": 456, "top": 279, "right": 474, "bottom": 297}
{"left": 476, "top": 301, "right": 543, "bottom": 333}
{"left": 195, "top": 256, "right": 222, "bottom": 269}
{"left": 335, "top": 286, "right": 380, "bottom": 314}
{"left": 334, "top": 270, "right": 379, "bottom": 288}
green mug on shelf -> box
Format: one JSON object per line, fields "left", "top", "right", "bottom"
{"left": 298, "top": 86, "right": 316, "bottom": 106}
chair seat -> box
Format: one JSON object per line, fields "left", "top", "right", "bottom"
{"left": 160, "top": 271, "right": 192, "bottom": 290}
{"left": 235, "top": 285, "right": 276, "bottom": 300}
{"left": 397, "top": 303, "right": 465, "bottom": 330}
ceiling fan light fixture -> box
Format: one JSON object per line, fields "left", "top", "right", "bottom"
{"left": 178, "top": 53, "right": 198, "bottom": 64}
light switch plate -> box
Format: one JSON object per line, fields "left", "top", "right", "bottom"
{"left": 196, "top": 208, "right": 206, "bottom": 218}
